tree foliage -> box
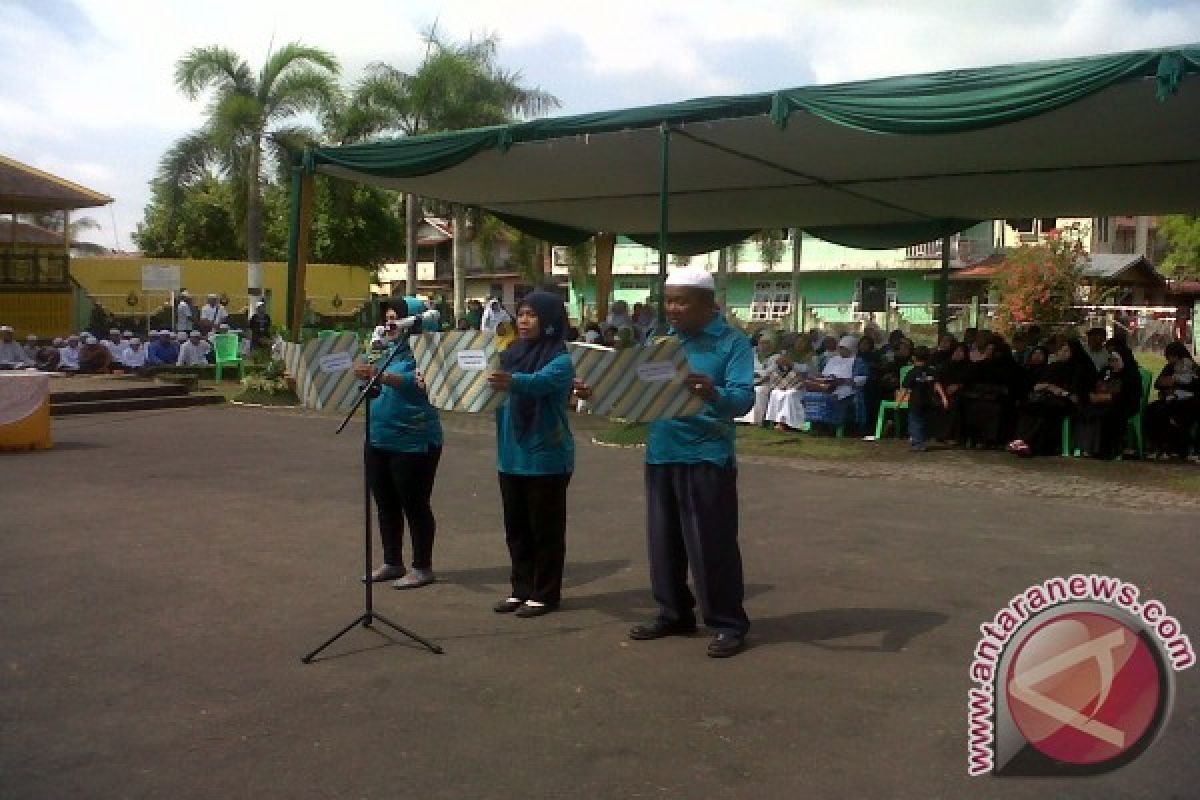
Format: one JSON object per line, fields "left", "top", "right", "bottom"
{"left": 990, "top": 237, "right": 1085, "bottom": 334}
{"left": 1159, "top": 215, "right": 1200, "bottom": 277}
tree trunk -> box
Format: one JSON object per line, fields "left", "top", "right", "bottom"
{"left": 246, "top": 135, "right": 264, "bottom": 316}
{"left": 405, "top": 193, "right": 420, "bottom": 297}
{"left": 452, "top": 204, "right": 467, "bottom": 318}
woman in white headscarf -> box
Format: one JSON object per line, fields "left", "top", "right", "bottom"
{"left": 801, "top": 334, "right": 859, "bottom": 432}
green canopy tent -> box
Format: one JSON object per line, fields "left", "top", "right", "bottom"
{"left": 287, "top": 43, "right": 1200, "bottom": 334}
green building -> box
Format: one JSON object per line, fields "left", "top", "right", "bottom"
{"left": 560, "top": 223, "right": 997, "bottom": 329}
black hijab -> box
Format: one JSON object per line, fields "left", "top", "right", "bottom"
{"left": 499, "top": 291, "right": 568, "bottom": 439}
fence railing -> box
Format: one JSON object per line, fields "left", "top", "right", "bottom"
{"left": 0, "top": 252, "right": 70, "bottom": 288}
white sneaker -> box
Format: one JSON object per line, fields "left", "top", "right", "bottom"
{"left": 363, "top": 563, "right": 405, "bottom": 583}
{"left": 393, "top": 569, "right": 436, "bottom": 590}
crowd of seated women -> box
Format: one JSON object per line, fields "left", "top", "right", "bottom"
{"left": 744, "top": 325, "right": 1198, "bottom": 462}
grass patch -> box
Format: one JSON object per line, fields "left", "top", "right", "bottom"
{"left": 230, "top": 388, "right": 299, "bottom": 406}
{"left": 593, "top": 421, "right": 869, "bottom": 460}
{"left": 1166, "top": 472, "right": 1200, "bottom": 495}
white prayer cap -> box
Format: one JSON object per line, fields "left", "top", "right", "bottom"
{"left": 180, "top": 289, "right": 190, "bottom": 297}
{"left": 109, "top": 328, "right": 120, "bottom": 335}
{"left": 218, "top": 323, "right": 230, "bottom": 331}
{"left": 0, "top": 325, "right": 12, "bottom": 332}
{"left": 67, "top": 334, "right": 80, "bottom": 342}
{"left": 85, "top": 335, "right": 98, "bottom": 345}
{"left": 176, "top": 332, "right": 188, "bottom": 342}
{"left": 27, "top": 334, "right": 38, "bottom": 340}
{"left": 664, "top": 267, "right": 715, "bottom": 292}
{"left": 53, "top": 337, "right": 64, "bottom": 346}
{"left": 838, "top": 335, "right": 858, "bottom": 351}
{"left": 207, "top": 293, "right": 218, "bottom": 299}
{"left": 122, "top": 330, "right": 133, "bottom": 337}
{"left": 256, "top": 301, "right": 265, "bottom": 309}
{"left": 131, "top": 337, "right": 142, "bottom": 345}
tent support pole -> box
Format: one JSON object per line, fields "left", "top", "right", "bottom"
{"left": 790, "top": 229, "right": 802, "bottom": 332}
{"left": 657, "top": 124, "right": 670, "bottom": 325}
{"left": 937, "top": 235, "right": 951, "bottom": 337}
{"left": 594, "top": 232, "right": 614, "bottom": 324}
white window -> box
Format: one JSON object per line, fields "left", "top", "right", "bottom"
{"left": 750, "top": 280, "right": 793, "bottom": 320}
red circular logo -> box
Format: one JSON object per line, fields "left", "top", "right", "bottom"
{"left": 1005, "top": 612, "right": 1163, "bottom": 766}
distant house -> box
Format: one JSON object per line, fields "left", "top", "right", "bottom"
{"left": 1, "top": 155, "right": 112, "bottom": 337}
{"left": 949, "top": 253, "right": 1171, "bottom": 306}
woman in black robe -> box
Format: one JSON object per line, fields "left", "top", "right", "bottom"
{"left": 1073, "top": 349, "right": 1142, "bottom": 459}
{"left": 1144, "top": 341, "right": 1199, "bottom": 459}
{"left": 961, "top": 336, "right": 1022, "bottom": 448}
{"left": 1007, "top": 339, "right": 1096, "bottom": 457}
{"left": 933, "top": 342, "right": 970, "bottom": 443}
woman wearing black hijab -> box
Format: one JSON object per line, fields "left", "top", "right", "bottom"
{"left": 961, "top": 335, "right": 1022, "bottom": 447}
{"left": 1073, "top": 347, "right": 1142, "bottom": 459}
{"left": 486, "top": 291, "right": 576, "bottom": 617}
{"left": 1007, "top": 338, "right": 1096, "bottom": 457}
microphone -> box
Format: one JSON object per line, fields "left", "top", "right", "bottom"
{"left": 387, "top": 309, "right": 441, "bottom": 335}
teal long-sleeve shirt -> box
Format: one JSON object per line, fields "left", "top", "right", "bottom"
{"left": 495, "top": 352, "right": 575, "bottom": 475}
{"left": 368, "top": 345, "right": 443, "bottom": 453}
{"left": 647, "top": 315, "right": 755, "bottom": 467}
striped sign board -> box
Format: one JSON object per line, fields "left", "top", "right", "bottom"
{"left": 568, "top": 338, "right": 704, "bottom": 422}
{"left": 392, "top": 332, "right": 703, "bottom": 422}
{"left": 280, "top": 333, "right": 362, "bottom": 411}
{"left": 410, "top": 331, "right": 504, "bottom": 414}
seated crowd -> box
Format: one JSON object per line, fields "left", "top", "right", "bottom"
{"left": 0, "top": 321, "right": 247, "bottom": 374}
{"left": 743, "top": 324, "right": 1198, "bottom": 462}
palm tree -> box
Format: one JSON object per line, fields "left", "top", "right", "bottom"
{"left": 162, "top": 42, "right": 340, "bottom": 309}
{"left": 351, "top": 29, "right": 559, "bottom": 313}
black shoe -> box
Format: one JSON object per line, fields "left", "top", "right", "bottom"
{"left": 515, "top": 601, "right": 557, "bottom": 618}
{"left": 493, "top": 597, "right": 524, "bottom": 613}
{"left": 628, "top": 619, "right": 698, "bottom": 640}
{"left": 707, "top": 633, "right": 746, "bottom": 658}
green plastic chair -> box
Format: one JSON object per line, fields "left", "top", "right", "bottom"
{"left": 874, "top": 365, "right": 913, "bottom": 439}
{"left": 1123, "top": 367, "right": 1154, "bottom": 459}
{"left": 213, "top": 332, "right": 244, "bottom": 381}
{"left": 318, "top": 329, "right": 339, "bottom": 338}
{"left": 1064, "top": 366, "right": 1154, "bottom": 458}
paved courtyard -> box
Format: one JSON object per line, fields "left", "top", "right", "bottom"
{"left": 2, "top": 405, "right": 1197, "bottom": 799}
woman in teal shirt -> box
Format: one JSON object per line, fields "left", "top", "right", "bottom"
{"left": 486, "top": 291, "right": 575, "bottom": 617}
{"left": 354, "top": 297, "right": 443, "bottom": 590}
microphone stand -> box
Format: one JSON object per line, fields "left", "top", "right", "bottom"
{"left": 303, "top": 330, "right": 443, "bottom": 662}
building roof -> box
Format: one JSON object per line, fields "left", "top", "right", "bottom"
{"left": 951, "top": 252, "right": 1166, "bottom": 285}
{"left": 1, "top": 219, "right": 65, "bottom": 246}
{"left": 1083, "top": 253, "right": 1162, "bottom": 282}
{"left": 0, "top": 155, "right": 112, "bottom": 214}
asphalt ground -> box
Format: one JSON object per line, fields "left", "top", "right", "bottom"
{"left": 1, "top": 405, "right": 1197, "bottom": 799}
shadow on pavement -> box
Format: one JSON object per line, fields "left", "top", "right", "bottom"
{"left": 438, "top": 558, "right": 633, "bottom": 594}
{"left": 751, "top": 607, "right": 949, "bottom": 651}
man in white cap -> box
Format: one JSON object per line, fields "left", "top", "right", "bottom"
{"left": 58, "top": 334, "right": 82, "bottom": 371}
{"left": 590, "top": 266, "right": 755, "bottom": 657}
{"left": 176, "top": 330, "right": 209, "bottom": 366}
{"left": 176, "top": 290, "right": 194, "bottom": 333}
{"left": 102, "top": 328, "right": 123, "bottom": 361}
{"left": 146, "top": 330, "right": 179, "bottom": 366}
{"left": 0, "top": 325, "right": 31, "bottom": 367}
{"left": 23, "top": 334, "right": 41, "bottom": 365}
{"left": 122, "top": 337, "right": 147, "bottom": 369}
{"left": 200, "top": 293, "right": 229, "bottom": 327}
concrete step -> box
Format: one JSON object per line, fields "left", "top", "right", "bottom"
{"left": 51, "top": 383, "right": 189, "bottom": 404}
{"left": 51, "top": 393, "right": 225, "bottom": 416}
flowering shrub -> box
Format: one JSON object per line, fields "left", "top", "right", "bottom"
{"left": 990, "top": 237, "right": 1085, "bottom": 335}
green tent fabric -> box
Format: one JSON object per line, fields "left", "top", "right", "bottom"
{"left": 302, "top": 43, "right": 1200, "bottom": 251}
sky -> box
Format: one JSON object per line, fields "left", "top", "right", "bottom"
{"left": 2, "top": 0, "right": 1199, "bottom": 250}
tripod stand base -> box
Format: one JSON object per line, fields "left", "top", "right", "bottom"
{"left": 302, "top": 611, "right": 444, "bottom": 663}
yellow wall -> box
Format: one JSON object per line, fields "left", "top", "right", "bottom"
{"left": 70, "top": 257, "right": 373, "bottom": 317}
{"left": 0, "top": 292, "right": 73, "bottom": 338}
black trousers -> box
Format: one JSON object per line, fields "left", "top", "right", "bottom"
{"left": 498, "top": 472, "right": 571, "bottom": 605}
{"left": 365, "top": 445, "right": 441, "bottom": 569}
{"left": 645, "top": 463, "right": 749, "bottom": 636}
